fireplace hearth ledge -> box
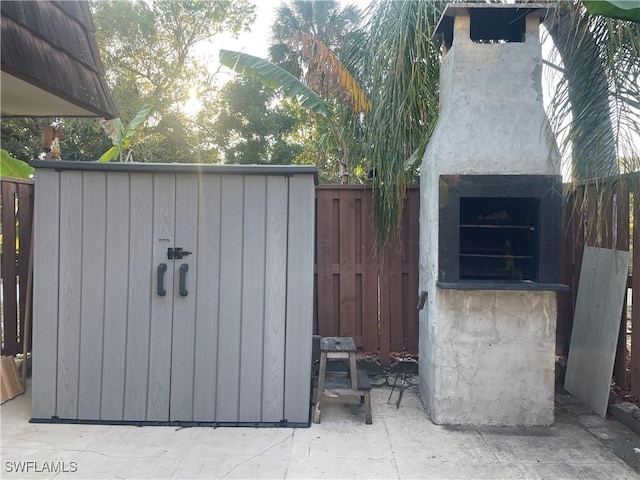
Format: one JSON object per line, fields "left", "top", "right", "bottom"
{"left": 437, "top": 281, "right": 568, "bottom": 291}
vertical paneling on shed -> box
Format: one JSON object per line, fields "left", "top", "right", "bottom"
{"left": 31, "top": 162, "right": 316, "bottom": 426}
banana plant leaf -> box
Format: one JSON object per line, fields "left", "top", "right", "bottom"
{"left": 1, "top": 149, "right": 34, "bottom": 179}
{"left": 584, "top": 0, "right": 640, "bottom": 22}
{"left": 98, "top": 103, "right": 152, "bottom": 162}
{"left": 125, "top": 104, "right": 153, "bottom": 140}
{"left": 219, "top": 49, "right": 331, "bottom": 118}
{"left": 98, "top": 145, "right": 121, "bottom": 163}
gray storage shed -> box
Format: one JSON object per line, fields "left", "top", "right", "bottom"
{"left": 31, "top": 161, "right": 316, "bottom": 427}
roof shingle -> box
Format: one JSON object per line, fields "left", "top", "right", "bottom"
{"left": 1, "top": 0, "right": 117, "bottom": 118}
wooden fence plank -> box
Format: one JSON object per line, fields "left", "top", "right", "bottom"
{"left": 360, "top": 191, "right": 378, "bottom": 352}
{"left": 558, "top": 189, "right": 576, "bottom": 356}
{"left": 400, "top": 200, "right": 410, "bottom": 351}
{"left": 585, "top": 185, "right": 599, "bottom": 247}
{"left": 389, "top": 236, "right": 404, "bottom": 353}
{"left": 406, "top": 188, "right": 420, "bottom": 353}
{"left": 561, "top": 185, "right": 588, "bottom": 361}
{"left": 316, "top": 189, "right": 335, "bottom": 336}
{"left": 354, "top": 192, "right": 363, "bottom": 347}
{"left": 379, "top": 248, "right": 392, "bottom": 366}
{"left": 600, "top": 186, "right": 614, "bottom": 249}
{"left": 632, "top": 187, "right": 640, "bottom": 397}
{"left": 1, "top": 181, "right": 18, "bottom": 356}
{"left": 614, "top": 183, "right": 630, "bottom": 388}
{"left": 17, "top": 182, "right": 33, "bottom": 352}
{"left": 339, "top": 189, "right": 357, "bottom": 339}
{"left": 574, "top": 186, "right": 586, "bottom": 303}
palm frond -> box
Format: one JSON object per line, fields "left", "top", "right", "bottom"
{"left": 362, "top": 0, "right": 446, "bottom": 246}
{"left": 295, "top": 31, "right": 371, "bottom": 114}
{"left": 544, "top": 2, "right": 640, "bottom": 180}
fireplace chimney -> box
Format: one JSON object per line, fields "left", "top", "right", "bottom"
{"left": 418, "top": 3, "right": 566, "bottom": 426}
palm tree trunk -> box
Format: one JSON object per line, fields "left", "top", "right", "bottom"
{"left": 545, "top": 8, "right": 619, "bottom": 180}
{"left": 338, "top": 158, "right": 349, "bottom": 184}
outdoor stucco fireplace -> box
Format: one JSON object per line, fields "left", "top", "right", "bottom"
{"left": 418, "top": 3, "right": 567, "bottom": 426}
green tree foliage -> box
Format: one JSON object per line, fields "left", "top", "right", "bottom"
{"left": 0, "top": 118, "right": 43, "bottom": 162}
{"left": 217, "top": 50, "right": 370, "bottom": 181}
{"left": 93, "top": 0, "right": 254, "bottom": 115}
{"left": 0, "top": 117, "right": 110, "bottom": 162}
{"left": 90, "top": 0, "right": 255, "bottom": 163}
{"left": 268, "top": 0, "right": 367, "bottom": 183}
{"left": 60, "top": 118, "right": 113, "bottom": 162}
{"left": 204, "top": 78, "right": 304, "bottom": 165}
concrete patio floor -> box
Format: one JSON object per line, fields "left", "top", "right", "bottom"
{"left": 1, "top": 381, "right": 639, "bottom": 479}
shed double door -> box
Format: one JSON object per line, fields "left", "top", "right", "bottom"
{"left": 32, "top": 168, "right": 314, "bottom": 425}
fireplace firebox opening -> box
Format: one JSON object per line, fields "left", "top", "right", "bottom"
{"left": 438, "top": 175, "right": 567, "bottom": 291}
{"left": 460, "top": 197, "right": 540, "bottom": 281}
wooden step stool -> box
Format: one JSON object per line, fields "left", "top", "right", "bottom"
{"left": 314, "top": 336, "right": 372, "bottom": 424}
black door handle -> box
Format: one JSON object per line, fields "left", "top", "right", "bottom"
{"left": 157, "top": 263, "right": 167, "bottom": 296}
{"left": 179, "top": 263, "right": 189, "bottom": 296}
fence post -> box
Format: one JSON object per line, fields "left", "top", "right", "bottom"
{"left": 632, "top": 184, "right": 640, "bottom": 397}
{"left": 614, "top": 183, "right": 630, "bottom": 388}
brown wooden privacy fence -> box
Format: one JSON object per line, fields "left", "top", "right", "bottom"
{"left": 0, "top": 178, "right": 34, "bottom": 356}
{"left": 314, "top": 186, "right": 420, "bottom": 365}
{"left": 558, "top": 173, "right": 640, "bottom": 397}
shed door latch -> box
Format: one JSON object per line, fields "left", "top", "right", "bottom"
{"left": 167, "top": 247, "right": 192, "bottom": 260}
